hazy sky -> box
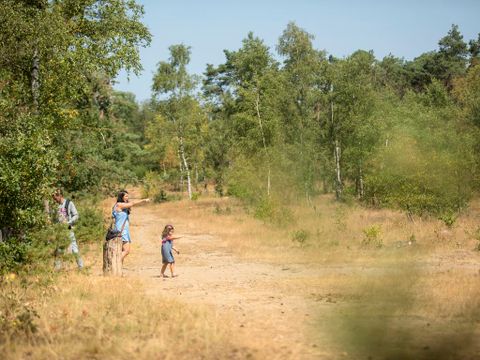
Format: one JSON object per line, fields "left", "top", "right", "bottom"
{"left": 114, "top": 0, "right": 480, "bottom": 102}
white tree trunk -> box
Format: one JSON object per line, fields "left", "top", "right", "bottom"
{"left": 255, "top": 92, "right": 271, "bottom": 196}
{"left": 179, "top": 137, "right": 192, "bottom": 200}
{"left": 358, "top": 166, "right": 365, "bottom": 199}
{"left": 330, "top": 91, "right": 342, "bottom": 201}
{"left": 31, "top": 49, "right": 40, "bottom": 110}
{"left": 334, "top": 139, "right": 342, "bottom": 200}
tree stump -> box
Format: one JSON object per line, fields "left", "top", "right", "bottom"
{"left": 103, "top": 238, "right": 122, "bottom": 276}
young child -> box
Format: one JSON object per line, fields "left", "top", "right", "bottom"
{"left": 161, "top": 224, "right": 181, "bottom": 278}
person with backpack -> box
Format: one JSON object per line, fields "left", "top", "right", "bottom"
{"left": 53, "top": 188, "right": 84, "bottom": 270}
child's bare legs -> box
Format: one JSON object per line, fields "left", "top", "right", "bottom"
{"left": 169, "top": 263, "right": 177, "bottom": 277}
{"left": 161, "top": 263, "right": 168, "bottom": 277}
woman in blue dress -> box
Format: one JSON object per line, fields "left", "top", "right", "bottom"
{"left": 113, "top": 190, "right": 150, "bottom": 263}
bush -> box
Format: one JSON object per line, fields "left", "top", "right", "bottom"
{"left": 0, "top": 226, "right": 60, "bottom": 276}
{"left": 364, "top": 119, "right": 474, "bottom": 217}
{"left": 142, "top": 171, "right": 164, "bottom": 198}
{"left": 254, "top": 197, "right": 275, "bottom": 221}
{"left": 75, "top": 205, "right": 104, "bottom": 244}
{"left": 252, "top": 197, "right": 295, "bottom": 226}
{"left": 153, "top": 190, "right": 168, "bottom": 203}
{"left": 291, "top": 229, "right": 309, "bottom": 245}
{"left": 361, "top": 225, "right": 383, "bottom": 248}
{"left": 0, "top": 240, "right": 29, "bottom": 275}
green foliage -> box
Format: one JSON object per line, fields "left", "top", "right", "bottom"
{"left": 0, "top": 227, "right": 59, "bottom": 276}
{"left": 291, "top": 229, "right": 310, "bottom": 245}
{"left": 0, "top": 0, "right": 151, "bottom": 234}
{"left": 438, "top": 211, "right": 457, "bottom": 228}
{"left": 0, "top": 240, "right": 30, "bottom": 275}
{"left": 364, "top": 95, "right": 475, "bottom": 217}
{"left": 453, "top": 64, "right": 480, "bottom": 127}
{"left": 75, "top": 204, "right": 104, "bottom": 244}
{"left": 361, "top": 225, "right": 383, "bottom": 248}
{"left": 154, "top": 190, "right": 169, "bottom": 203}
{"left": 0, "top": 120, "right": 58, "bottom": 230}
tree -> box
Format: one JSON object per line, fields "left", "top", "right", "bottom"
{"left": 406, "top": 25, "right": 469, "bottom": 91}
{"left": 468, "top": 33, "right": 480, "bottom": 67}
{"left": 150, "top": 45, "right": 207, "bottom": 199}
{"left": 0, "top": 0, "right": 151, "bottom": 233}
{"left": 277, "top": 22, "right": 327, "bottom": 200}
{"left": 323, "top": 51, "right": 379, "bottom": 200}
{"left": 436, "top": 24, "right": 469, "bottom": 88}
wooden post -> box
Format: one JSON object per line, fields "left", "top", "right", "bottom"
{"left": 103, "top": 238, "right": 123, "bottom": 276}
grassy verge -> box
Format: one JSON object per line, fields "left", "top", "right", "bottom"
{"left": 150, "top": 194, "right": 480, "bottom": 263}
{"left": 0, "top": 250, "right": 251, "bottom": 360}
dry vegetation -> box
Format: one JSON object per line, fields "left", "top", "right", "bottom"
{"left": 2, "top": 192, "right": 480, "bottom": 359}
{"left": 0, "top": 269, "right": 252, "bottom": 360}
{"left": 148, "top": 193, "right": 480, "bottom": 358}
{"left": 154, "top": 194, "right": 480, "bottom": 262}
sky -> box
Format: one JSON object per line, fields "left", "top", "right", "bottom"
{"left": 114, "top": 0, "right": 480, "bottom": 102}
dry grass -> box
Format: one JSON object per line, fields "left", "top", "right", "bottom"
{"left": 3, "top": 192, "right": 480, "bottom": 359}
{"left": 151, "top": 193, "right": 480, "bottom": 264}
{"left": 151, "top": 193, "right": 480, "bottom": 358}
{"left": 0, "top": 259, "right": 254, "bottom": 360}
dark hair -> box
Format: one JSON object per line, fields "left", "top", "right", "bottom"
{"left": 116, "top": 190, "right": 130, "bottom": 215}
{"left": 162, "top": 224, "right": 174, "bottom": 239}
{"left": 53, "top": 188, "right": 63, "bottom": 197}
{"left": 117, "top": 190, "right": 128, "bottom": 203}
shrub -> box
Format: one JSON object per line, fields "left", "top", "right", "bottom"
{"left": 291, "top": 229, "right": 309, "bottom": 245}
{"left": 154, "top": 190, "right": 168, "bottom": 203}
{"left": 75, "top": 205, "right": 104, "bottom": 244}
{"left": 361, "top": 225, "right": 383, "bottom": 248}
{"left": 438, "top": 211, "right": 457, "bottom": 228}
{"left": 0, "top": 240, "right": 29, "bottom": 275}
{"left": 363, "top": 99, "right": 475, "bottom": 218}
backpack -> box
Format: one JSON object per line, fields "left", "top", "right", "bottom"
{"left": 64, "top": 199, "right": 72, "bottom": 220}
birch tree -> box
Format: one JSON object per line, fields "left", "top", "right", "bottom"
{"left": 277, "top": 22, "right": 327, "bottom": 200}
{"left": 203, "top": 33, "right": 282, "bottom": 198}
{"left": 151, "top": 45, "right": 207, "bottom": 199}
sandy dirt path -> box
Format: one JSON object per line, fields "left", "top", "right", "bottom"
{"left": 105, "top": 199, "right": 324, "bottom": 359}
